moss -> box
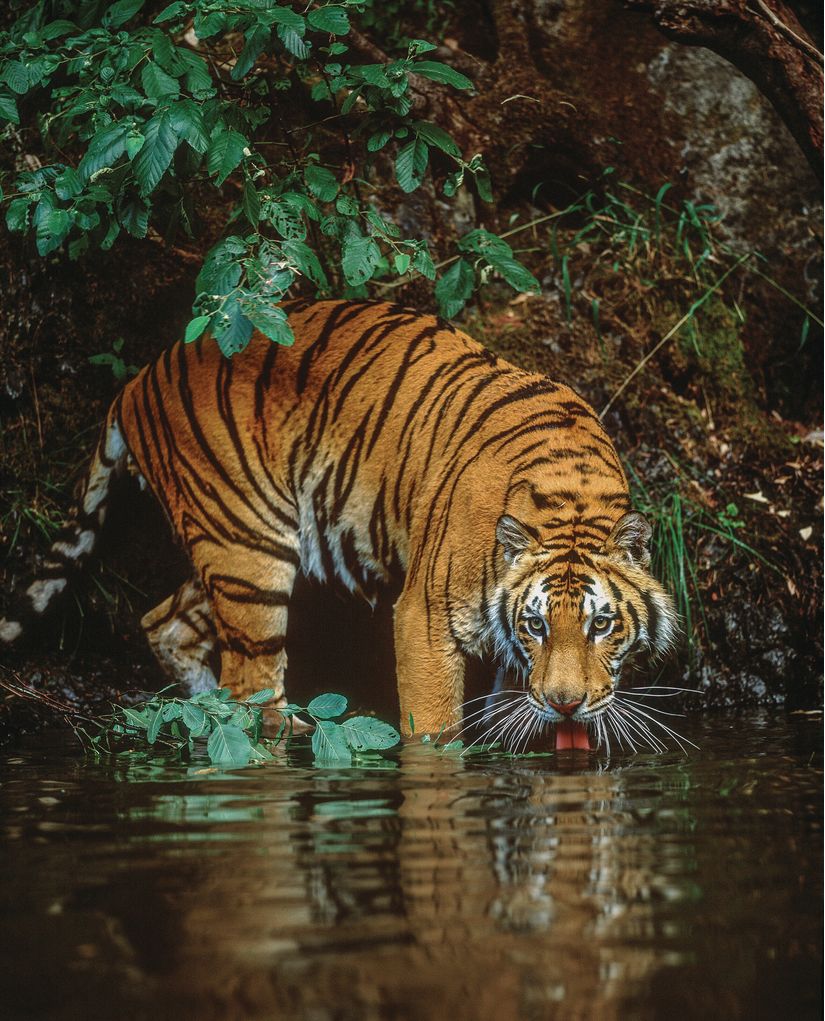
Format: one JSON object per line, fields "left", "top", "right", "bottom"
{"left": 661, "top": 296, "right": 793, "bottom": 456}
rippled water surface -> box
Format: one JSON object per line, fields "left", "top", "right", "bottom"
{"left": 0, "top": 710, "right": 821, "bottom": 1020}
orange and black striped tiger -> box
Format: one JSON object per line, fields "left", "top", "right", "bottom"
{"left": 1, "top": 300, "right": 677, "bottom": 747}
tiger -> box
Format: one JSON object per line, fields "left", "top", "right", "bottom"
{"left": 1, "top": 299, "right": 678, "bottom": 748}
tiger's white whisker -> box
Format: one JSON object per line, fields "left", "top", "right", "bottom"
{"left": 617, "top": 701, "right": 698, "bottom": 752}
{"left": 612, "top": 703, "right": 669, "bottom": 752}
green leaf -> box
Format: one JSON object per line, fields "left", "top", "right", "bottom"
{"left": 40, "top": 20, "right": 77, "bottom": 40}
{"left": 178, "top": 50, "right": 214, "bottom": 97}
{"left": 304, "top": 164, "right": 338, "bottom": 202}
{"left": 248, "top": 742, "right": 274, "bottom": 763}
{"left": 54, "top": 167, "right": 82, "bottom": 200}
{"left": 412, "top": 61, "right": 473, "bottom": 90}
{"left": 153, "top": 1, "right": 185, "bottom": 22}
{"left": 212, "top": 294, "right": 254, "bottom": 356}
{"left": 243, "top": 688, "right": 276, "bottom": 705}
{"left": 412, "top": 246, "right": 435, "bottom": 280}
{"left": 133, "top": 109, "right": 179, "bottom": 196}
{"left": 141, "top": 60, "right": 180, "bottom": 100}
{"left": 121, "top": 706, "right": 149, "bottom": 730}
{"left": 307, "top": 693, "right": 348, "bottom": 719}
{"left": 0, "top": 93, "right": 19, "bottom": 124}
{"left": 341, "top": 234, "right": 381, "bottom": 286}
{"left": 474, "top": 165, "right": 493, "bottom": 202}
{"left": 242, "top": 300, "right": 295, "bottom": 346}
{"left": 181, "top": 701, "right": 208, "bottom": 735}
{"left": 207, "top": 721, "right": 253, "bottom": 764}
{"left": 228, "top": 705, "right": 254, "bottom": 730}
{"left": 395, "top": 138, "right": 428, "bottom": 193}
{"left": 268, "top": 7, "right": 306, "bottom": 31}
{"left": 36, "top": 207, "right": 71, "bottom": 256}
{"left": 196, "top": 236, "right": 246, "bottom": 296}
{"left": 458, "top": 228, "right": 511, "bottom": 258}
{"left": 125, "top": 131, "right": 145, "bottom": 158}
{"left": 282, "top": 239, "right": 328, "bottom": 289}
{"left": 78, "top": 122, "right": 131, "bottom": 182}
{"left": 277, "top": 25, "right": 310, "bottom": 60}
{"left": 487, "top": 254, "right": 540, "bottom": 294}
{"left": 341, "top": 716, "right": 401, "bottom": 751}
{"left": 232, "top": 25, "right": 270, "bottom": 81}
{"left": 104, "top": 0, "right": 145, "bottom": 29}
{"left": 312, "top": 719, "right": 352, "bottom": 764}
{"left": 118, "top": 194, "right": 150, "bottom": 237}
{"left": 269, "top": 200, "right": 306, "bottom": 241}
{"left": 161, "top": 702, "right": 183, "bottom": 722}
{"left": 336, "top": 194, "right": 358, "bottom": 217}
{"left": 184, "top": 315, "right": 210, "bottom": 343}
{"left": 307, "top": 6, "right": 350, "bottom": 35}
{"left": 435, "top": 257, "right": 474, "bottom": 318}
{"left": 242, "top": 178, "right": 260, "bottom": 226}
{"left": 101, "top": 219, "right": 121, "bottom": 250}
{"left": 206, "top": 129, "right": 247, "bottom": 186}
{"left": 408, "top": 39, "right": 437, "bottom": 57}
{"left": 413, "top": 121, "right": 461, "bottom": 159}
{"left": 3, "top": 61, "right": 31, "bottom": 95}
{"left": 146, "top": 708, "right": 163, "bottom": 744}
{"left": 5, "top": 197, "right": 32, "bottom": 233}
{"left": 168, "top": 100, "right": 209, "bottom": 154}
{"left": 367, "top": 129, "right": 392, "bottom": 153}
{"left": 394, "top": 253, "right": 410, "bottom": 274}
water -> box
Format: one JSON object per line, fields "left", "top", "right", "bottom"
{"left": 0, "top": 710, "right": 820, "bottom": 1020}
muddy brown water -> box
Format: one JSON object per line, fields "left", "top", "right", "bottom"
{"left": 0, "top": 710, "right": 820, "bottom": 1020}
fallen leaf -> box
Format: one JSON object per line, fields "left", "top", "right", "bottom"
{"left": 799, "top": 526, "right": 813, "bottom": 541}
{"left": 743, "top": 490, "right": 770, "bottom": 504}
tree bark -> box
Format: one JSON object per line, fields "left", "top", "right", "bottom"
{"left": 623, "top": 0, "right": 824, "bottom": 173}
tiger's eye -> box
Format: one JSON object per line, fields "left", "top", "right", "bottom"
{"left": 592, "top": 614, "right": 611, "bottom": 631}
{"left": 525, "top": 617, "right": 547, "bottom": 638}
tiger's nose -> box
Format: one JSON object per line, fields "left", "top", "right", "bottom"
{"left": 547, "top": 697, "right": 583, "bottom": 717}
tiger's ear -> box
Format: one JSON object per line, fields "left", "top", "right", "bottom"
{"left": 496, "top": 515, "right": 539, "bottom": 565}
{"left": 604, "top": 512, "right": 652, "bottom": 570}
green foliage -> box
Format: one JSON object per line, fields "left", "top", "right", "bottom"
{"left": 79, "top": 686, "right": 401, "bottom": 768}
{"left": 0, "top": 0, "right": 539, "bottom": 355}
{"left": 88, "top": 335, "right": 139, "bottom": 382}
{"left": 626, "top": 461, "right": 776, "bottom": 661}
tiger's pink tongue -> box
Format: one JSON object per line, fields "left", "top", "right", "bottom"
{"left": 555, "top": 720, "right": 591, "bottom": 751}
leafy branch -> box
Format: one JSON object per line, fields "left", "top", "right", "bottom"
{"left": 0, "top": 670, "right": 400, "bottom": 768}
{"left": 0, "top": 0, "right": 541, "bottom": 355}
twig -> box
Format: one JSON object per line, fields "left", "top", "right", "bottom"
{"left": 750, "top": 0, "right": 824, "bottom": 66}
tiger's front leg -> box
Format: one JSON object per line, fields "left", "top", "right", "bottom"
{"left": 393, "top": 584, "right": 466, "bottom": 737}
{"left": 195, "top": 536, "right": 300, "bottom": 704}
{"left": 141, "top": 574, "right": 218, "bottom": 694}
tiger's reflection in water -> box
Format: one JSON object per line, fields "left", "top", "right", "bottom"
{"left": 155, "top": 749, "right": 682, "bottom": 1020}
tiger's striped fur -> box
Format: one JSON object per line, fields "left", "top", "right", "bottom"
{"left": 1, "top": 300, "right": 677, "bottom": 737}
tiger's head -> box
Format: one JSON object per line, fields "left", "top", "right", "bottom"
{"left": 492, "top": 511, "right": 678, "bottom": 742}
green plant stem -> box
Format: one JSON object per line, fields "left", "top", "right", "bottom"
{"left": 376, "top": 207, "right": 579, "bottom": 292}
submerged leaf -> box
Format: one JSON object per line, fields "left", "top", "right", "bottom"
{"left": 311, "top": 720, "right": 352, "bottom": 763}
{"left": 341, "top": 716, "right": 400, "bottom": 751}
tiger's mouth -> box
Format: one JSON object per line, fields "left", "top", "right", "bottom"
{"left": 524, "top": 695, "right": 597, "bottom": 752}
{"left": 554, "top": 719, "right": 592, "bottom": 751}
